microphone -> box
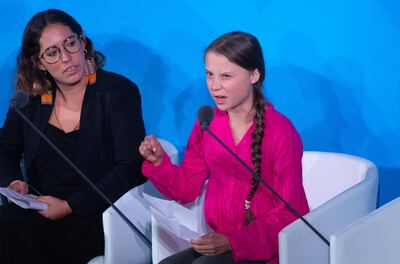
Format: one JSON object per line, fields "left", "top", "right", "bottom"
{"left": 197, "top": 105, "right": 330, "bottom": 246}
{"left": 197, "top": 105, "right": 214, "bottom": 130}
{"left": 10, "top": 90, "right": 29, "bottom": 109}
{"left": 9, "top": 91, "right": 151, "bottom": 247}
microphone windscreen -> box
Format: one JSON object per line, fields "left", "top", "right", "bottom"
{"left": 197, "top": 105, "right": 214, "bottom": 129}
{"left": 10, "top": 91, "right": 29, "bottom": 109}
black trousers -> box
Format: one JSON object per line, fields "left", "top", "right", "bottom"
{"left": 159, "top": 247, "right": 266, "bottom": 264}
{"left": 0, "top": 203, "right": 104, "bottom": 264}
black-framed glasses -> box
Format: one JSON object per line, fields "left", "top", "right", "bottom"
{"left": 39, "top": 35, "right": 84, "bottom": 64}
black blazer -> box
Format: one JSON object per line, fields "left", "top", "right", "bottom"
{"left": 0, "top": 69, "right": 147, "bottom": 218}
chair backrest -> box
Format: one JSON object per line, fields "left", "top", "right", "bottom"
{"left": 141, "top": 139, "right": 179, "bottom": 199}
{"left": 302, "top": 151, "right": 375, "bottom": 210}
{"left": 330, "top": 197, "right": 400, "bottom": 264}
{"left": 279, "top": 151, "right": 378, "bottom": 264}
{"left": 89, "top": 138, "right": 179, "bottom": 264}
{"left": 158, "top": 138, "right": 179, "bottom": 165}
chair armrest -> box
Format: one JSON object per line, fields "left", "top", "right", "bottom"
{"left": 279, "top": 172, "right": 378, "bottom": 264}
{"left": 330, "top": 197, "right": 400, "bottom": 264}
{"left": 102, "top": 183, "right": 152, "bottom": 264}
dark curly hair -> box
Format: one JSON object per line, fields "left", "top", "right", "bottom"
{"left": 16, "top": 9, "right": 105, "bottom": 96}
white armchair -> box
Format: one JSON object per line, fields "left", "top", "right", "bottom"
{"left": 330, "top": 197, "right": 400, "bottom": 264}
{"left": 151, "top": 151, "right": 379, "bottom": 263}
{"left": 88, "top": 139, "right": 179, "bottom": 264}
{"left": 279, "top": 151, "right": 379, "bottom": 264}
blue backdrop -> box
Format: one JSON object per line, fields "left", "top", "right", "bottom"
{"left": 0, "top": 0, "right": 399, "bottom": 206}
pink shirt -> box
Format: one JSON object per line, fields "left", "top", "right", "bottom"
{"left": 143, "top": 104, "right": 309, "bottom": 263}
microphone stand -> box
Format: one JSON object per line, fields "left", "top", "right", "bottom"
{"left": 203, "top": 126, "right": 330, "bottom": 246}
{"left": 12, "top": 106, "right": 151, "bottom": 247}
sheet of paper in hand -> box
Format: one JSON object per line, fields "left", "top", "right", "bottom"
{"left": 0, "top": 187, "right": 48, "bottom": 210}
{"left": 143, "top": 193, "right": 210, "bottom": 241}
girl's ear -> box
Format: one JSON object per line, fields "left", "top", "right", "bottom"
{"left": 38, "top": 62, "right": 46, "bottom": 71}
{"left": 250, "top": 69, "right": 260, "bottom": 84}
{"left": 33, "top": 55, "right": 46, "bottom": 71}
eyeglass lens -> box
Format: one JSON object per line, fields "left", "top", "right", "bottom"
{"left": 41, "top": 36, "right": 82, "bottom": 64}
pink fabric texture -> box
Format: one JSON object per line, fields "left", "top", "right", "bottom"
{"left": 143, "top": 104, "right": 309, "bottom": 263}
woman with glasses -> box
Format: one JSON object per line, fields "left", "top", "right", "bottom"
{"left": 0, "top": 9, "right": 146, "bottom": 263}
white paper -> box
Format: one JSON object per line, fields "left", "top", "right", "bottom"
{"left": 0, "top": 187, "right": 48, "bottom": 210}
{"left": 143, "top": 193, "right": 210, "bottom": 241}
{"left": 151, "top": 208, "right": 202, "bottom": 240}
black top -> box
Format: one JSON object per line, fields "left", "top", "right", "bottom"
{"left": 32, "top": 124, "right": 82, "bottom": 200}
{"left": 0, "top": 69, "right": 147, "bottom": 218}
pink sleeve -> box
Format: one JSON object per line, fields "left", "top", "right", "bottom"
{"left": 227, "top": 130, "right": 309, "bottom": 261}
{"left": 142, "top": 123, "right": 209, "bottom": 204}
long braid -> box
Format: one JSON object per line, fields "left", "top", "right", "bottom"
{"left": 245, "top": 85, "right": 266, "bottom": 224}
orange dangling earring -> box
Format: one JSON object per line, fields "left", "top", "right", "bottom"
{"left": 38, "top": 70, "right": 53, "bottom": 105}
{"left": 41, "top": 90, "right": 53, "bottom": 105}
{"left": 84, "top": 58, "right": 97, "bottom": 85}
